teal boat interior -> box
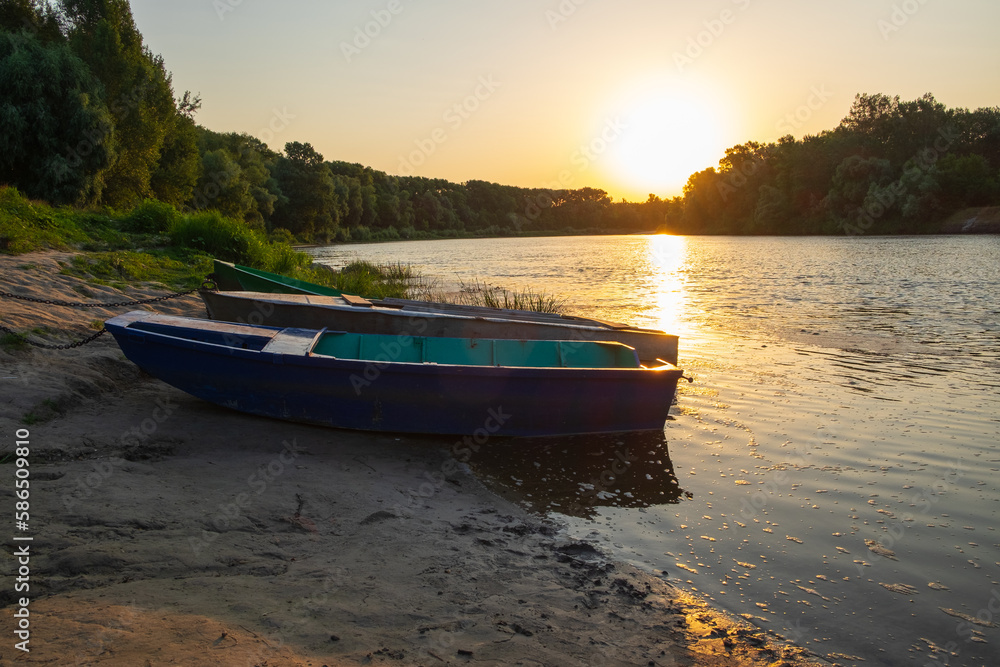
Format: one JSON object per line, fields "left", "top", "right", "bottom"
{"left": 311, "top": 331, "right": 643, "bottom": 369}
{"left": 118, "top": 312, "right": 653, "bottom": 369}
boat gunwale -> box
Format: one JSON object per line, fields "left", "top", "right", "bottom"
{"left": 211, "top": 260, "right": 671, "bottom": 334}
{"left": 202, "top": 290, "right": 676, "bottom": 338}
{"left": 106, "top": 314, "right": 682, "bottom": 376}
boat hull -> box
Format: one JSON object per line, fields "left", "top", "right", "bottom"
{"left": 201, "top": 290, "right": 680, "bottom": 365}
{"left": 106, "top": 314, "right": 683, "bottom": 437}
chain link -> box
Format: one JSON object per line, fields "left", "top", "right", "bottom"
{"left": 0, "top": 280, "right": 215, "bottom": 309}
{"left": 0, "top": 324, "right": 109, "bottom": 350}
{"left": 0, "top": 280, "right": 216, "bottom": 349}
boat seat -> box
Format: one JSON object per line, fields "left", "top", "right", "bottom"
{"left": 341, "top": 294, "right": 374, "bottom": 307}
{"left": 262, "top": 328, "right": 323, "bottom": 356}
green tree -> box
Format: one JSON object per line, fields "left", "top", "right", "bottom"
{"left": 196, "top": 129, "right": 281, "bottom": 224}
{"left": 0, "top": 30, "right": 115, "bottom": 203}
{"left": 824, "top": 155, "right": 893, "bottom": 219}
{"left": 61, "top": 0, "right": 185, "bottom": 208}
{"left": 896, "top": 160, "right": 941, "bottom": 229}
{"left": 936, "top": 154, "right": 997, "bottom": 208}
{"left": 959, "top": 108, "right": 1000, "bottom": 168}
{"left": 839, "top": 93, "right": 951, "bottom": 167}
{"left": 752, "top": 185, "right": 791, "bottom": 233}
{"left": 271, "top": 142, "right": 339, "bottom": 240}
{"left": 772, "top": 133, "right": 839, "bottom": 231}
{"left": 193, "top": 149, "right": 253, "bottom": 220}
{"left": 680, "top": 168, "right": 725, "bottom": 233}
{"left": 715, "top": 141, "right": 774, "bottom": 231}
{"left": 150, "top": 112, "right": 200, "bottom": 206}
{"left": 329, "top": 161, "right": 381, "bottom": 228}
{"left": 0, "top": 0, "right": 63, "bottom": 42}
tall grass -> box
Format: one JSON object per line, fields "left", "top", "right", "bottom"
{"left": 0, "top": 186, "right": 90, "bottom": 253}
{"left": 448, "top": 277, "right": 564, "bottom": 313}
{"left": 297, "top": 260, "right": 423, "bottom": 299}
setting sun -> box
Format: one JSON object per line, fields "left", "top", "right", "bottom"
{"left": 604, "top": 83, "right": 730, "bottom": 200}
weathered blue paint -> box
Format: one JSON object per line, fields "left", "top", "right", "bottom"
{"left": 106, "top": 311, "right": 683, "bottom": 437}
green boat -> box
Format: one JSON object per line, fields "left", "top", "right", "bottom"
{"left": 211, "top": 259, "right": 345, "bottom": 297}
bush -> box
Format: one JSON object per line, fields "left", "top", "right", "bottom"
{"left": 265, "top": 242, "right": 309, "bottom": 275}
{"left": 269, "top": 227, "right": 296, "bottom": 245}
{"left": 121, "top": 199, "right": 179, "bottom": 233}
{"left": 371, "top": 226, "right": 401, "bottom": 242}
{"left": 170, "top": 210, "right": 267, "bottom": 265}
{"left": 169, "top": 210, "right": 309, "bottom": 274}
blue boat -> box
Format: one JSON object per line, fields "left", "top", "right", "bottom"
{"left": 105, "top": 311, "right": 684, "bottom": 437}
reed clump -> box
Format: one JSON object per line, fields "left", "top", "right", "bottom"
{"left": 449, "top": 277, "right": 564, "bottom": 314}
{"left": 300, "top": 260, "right": 424, "bottom": 300}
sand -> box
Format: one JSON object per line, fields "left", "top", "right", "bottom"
{"left": 0, "top": 251, "right": 832, "bottom": 666}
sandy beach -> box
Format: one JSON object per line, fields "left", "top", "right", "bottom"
{"left": 0, "top": 252, "right": 833, "bottom": 666}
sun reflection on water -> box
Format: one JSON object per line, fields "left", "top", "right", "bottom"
{"left": 646, "top": 234, "right": 689, "bottom": 340}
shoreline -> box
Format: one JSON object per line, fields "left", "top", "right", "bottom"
{"left": 1, "top": 251, "right": 832, "bottom": 665}
{"left": 311, "top": 222, "right": 1000, "bottom": 250}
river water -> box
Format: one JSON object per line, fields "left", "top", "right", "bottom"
{"left": 309, "top": 235, "right": 1000, "bottom": 666}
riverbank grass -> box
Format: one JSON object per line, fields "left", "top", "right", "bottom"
{"left": 0, "top": 186, "right": 414, "bottom": 298}
{"left": 2, "top": 186, "right": 565, "bottom": 309}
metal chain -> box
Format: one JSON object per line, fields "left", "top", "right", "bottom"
{"left": 0, "top": 280, "right": 215, "bottom": 309}
{"left": 0, "top": 280, "right": 216, "bottom": 350}
{"left": 0, "top": 324, "right": 108, "bottom": 350}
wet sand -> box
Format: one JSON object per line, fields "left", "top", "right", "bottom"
{"left": 1, "top": 252, "right": 832, "bottom": 666}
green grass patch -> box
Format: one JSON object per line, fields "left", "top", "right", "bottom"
{"left": 0, "top": 186, "right": 424, "bottom": 302}
{"left": 66, "top": 250, "right": 214, "bottom": 291}
{"left": 0, "top": 186, "right": 92, "bottom": 253}
{"left": 21, "top": 398, "right": 62, "bottom": 425}
{"left": 1, "top": 326, "right": 51, "bottom": 351}
{"left": 1, "top": 187, "right": 312, "bottom": 277}
{"left": 1, "top": 332, "right": 29, "bottom": 352}
{"left": 21, "top": 412, "right": 43, "bottom": 426}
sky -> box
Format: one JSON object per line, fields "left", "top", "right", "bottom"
{"left": 130, "top": 0, "right": 1000, "bottom": 202}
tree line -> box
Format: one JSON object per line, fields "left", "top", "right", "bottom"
{"left": 2, "top": 1, "right": 998, "bottom": 240}
{"left": 678, "top": 93, "right": 1000, "bottom": 235}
